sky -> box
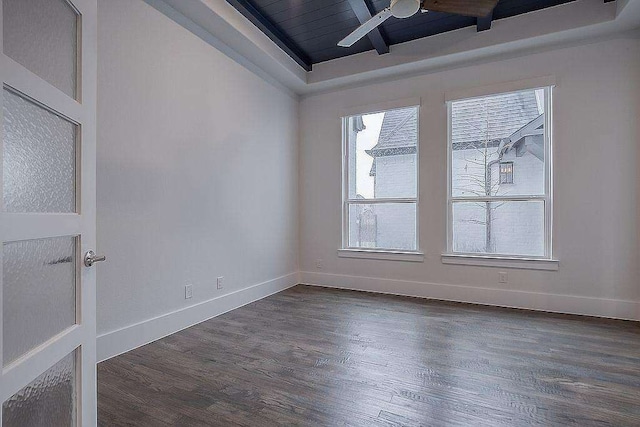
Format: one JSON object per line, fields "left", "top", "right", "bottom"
{"left": 354, "top": 112, "right": 384, "bottom": 199}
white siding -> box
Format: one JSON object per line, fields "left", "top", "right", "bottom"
{"left": 451, "top": 148, "right": 545, "bottom": 255}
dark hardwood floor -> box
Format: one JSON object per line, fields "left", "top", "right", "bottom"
{"left": 98, "top": 285, "right": 640, "bottom": 426}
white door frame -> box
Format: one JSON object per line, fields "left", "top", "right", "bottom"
{"left": 0, "top": 0, "right": 97, "bottom": 425}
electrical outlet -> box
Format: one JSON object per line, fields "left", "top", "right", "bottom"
{"left": 499, "top": 271, "right": 508, "bottom": 284}
{"left": 217, "top": 276, "right": 224, "bottom": 290}
{"left": 185, "top": 284, "right": 193, "bottom": 299}
{"left": 316, "top": 259, "right": 323, "bottom": 269}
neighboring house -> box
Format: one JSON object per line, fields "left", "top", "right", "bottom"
{"left": 351, "top": 106, "right": 418, "bottom": 250}
{"left": 451, "top": 91, "right": 545, "bottom": 255}
{"left": 352, "top": 91, "right": 545, "bottom": 254}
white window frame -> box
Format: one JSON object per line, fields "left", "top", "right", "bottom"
{"left": 444, "top": 84, "right": 557, "bottom": 269}
{"left": 339, "top": 100, "right": 423, "bottom": 262}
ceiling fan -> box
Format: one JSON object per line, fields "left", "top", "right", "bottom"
{"left": 338, "top": 0, "right": 499, "bottom": 47}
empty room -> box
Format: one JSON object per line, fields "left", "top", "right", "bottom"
{"left": 0, "top": 0, "right": 639, "bottom": 425}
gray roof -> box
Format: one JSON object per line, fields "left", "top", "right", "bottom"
{"left": 365, "top": 92, "right": 540, "bottom": 155}
{"left": 366, "top": 107, "right": 417, "bottom": 176}
{"left": 366, "top": 107, "right": 417, "bottom": 156}
{"left": 451, "top": 91, "right": 541, "bottom": 149}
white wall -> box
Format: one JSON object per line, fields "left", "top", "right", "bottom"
{"left": 96, "top": 0, "right": 298, "bottom": 359}
{"left": 299, "top": 34, "right": 640, "bottom": 320}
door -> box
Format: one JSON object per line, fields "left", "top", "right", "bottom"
{"left": 0, "top": 0, "right": 98, "bottom": 425}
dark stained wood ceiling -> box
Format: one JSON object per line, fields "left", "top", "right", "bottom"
{"left": 226, "top": 0, "right": 580, "bottom": 70}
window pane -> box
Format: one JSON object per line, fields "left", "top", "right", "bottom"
{"left": 3, "top": 349, "right": 77, "bottom": 427}
{"left": 347, "top": 106, "right": 417, "bottom": 199}
{"left": 3, "top": 88, "right": 77, "bottom": 213}
{"left": 452, "top": 201, "right": 544, "bottom": 256}
{"left": 3, "top": 236, "right": 77, "bottom": 365}
{"left": 451, "top": 90, "right": 545, "bottom": 197}
{"left": 3, "top": 0, "right": 78, "bottom": 98}
{"left": 348, "top": 203, "right": 416, "bottom": 250}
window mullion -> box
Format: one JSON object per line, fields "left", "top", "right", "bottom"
{"left": 346, "top": 198, "right": 417, "bottom": 204}
{"left": 450, "top": 195, "right": 546, "bottom": 203}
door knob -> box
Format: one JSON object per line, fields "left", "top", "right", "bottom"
{"left": 84, "top": 250, "right": 106, "bottom": 267}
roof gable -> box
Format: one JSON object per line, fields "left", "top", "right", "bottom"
{"left": 367, "top": 107, "right": 418, "bottom": 155}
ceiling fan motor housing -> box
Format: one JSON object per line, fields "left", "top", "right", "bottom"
{"left": 390, "top": 0, "right": 421, "bottom": 18}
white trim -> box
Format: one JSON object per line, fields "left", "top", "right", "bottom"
{"left": 544, "top": 86, "right": 554, "bottom": 259}
{"left": 338, "top": 249, "right": 424, "bottom": 262}
{"left": 444, "top": 76, "right": 556, "bottom": 102}
{"left": 446, "top": 101, "right": 453, "bottom": 253}
{"left": 1, "top": 57, "right": 85, "bottom": 123}
{"left": 96, "top": 272, "right": 298, "bottom": 362}
{"left": 446, "top": 84, "right": 555, "bottom": 260}
{"left": 345, "top": 197, "right": 417, "bottom": 204}
{"left": 145, "top": 0, "right": 302, "bottom": 98}
{"left": 441, "top": 254, "right": 559, "bottom": 270}
{"left": 140, "top": 0, "right": 640, "bottom": 95}
{"left": 342, "top": 117, "right": 348, "bottom": 249}
{"left": 0, "top": 0, "right": 98, "bottom": 423}
{"left": 306, "top": 1, "right": 632, "bottom": 94}
{"left": 450, "top": 195, "right": 546, "bottom": 202}
{"left": 340, "top": 97, "right": 421, "bottom": 118}
{"left": 77, "top": 0, "right": 100, "bottom": 422}
{"left": 341, "top": 103, "right": 420, "bottom": 253}
{"left": 300, "top": 271, "right": 640, "bottom": 321}
{"left": 1, "top": 214, "right": 81, "bottom": 242}
{"left": 0, "top": 326, "right": 81, "bottom": 403}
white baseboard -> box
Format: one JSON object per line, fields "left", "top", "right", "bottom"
{"left": 97, "top": 270, "right": 638, "bottom": 362}
{"left": 97, "top": 272, "right": 298, "bottom": 362}
{"left": 300, "top": 271, "right": 640, "bottom": 321}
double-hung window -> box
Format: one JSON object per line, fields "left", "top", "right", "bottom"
{"left": 342, "top": 105, "right": 419, "bottom": 253}
{"left": 447, "top": 86, "right": 553, "bottom": 258}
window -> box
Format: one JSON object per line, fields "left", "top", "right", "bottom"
{"left": 447, "top": 87, "right": 552, "bottom": 258}
{"left": 342, "top": 105, "right": 419, "bottom": 252}
{"left": 499, "top": 162, "right": 514, "bottom": 184}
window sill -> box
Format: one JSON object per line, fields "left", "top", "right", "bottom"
{"left": 338, "top": 249, "right": 424, "bottom": 262}
{"left": 441, "top": 254, "right": 559, "bottom": 271}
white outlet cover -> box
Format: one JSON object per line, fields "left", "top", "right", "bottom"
{"left": 185, "top": 284, "right": 193, "bottom": 299}
{"left": 499, "top": 272, "right": 508, "bottom": 283}
{"left": 217, "top": 276, "right": 224, "bottom": 289}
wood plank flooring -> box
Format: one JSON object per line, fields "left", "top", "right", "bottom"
{"left": 98, "top": 285, "right": 640, "bottom": 426}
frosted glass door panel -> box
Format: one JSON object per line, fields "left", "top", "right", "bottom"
{"left": 2, "top": 0, "right": 78, "bottom": 98}
{"left": 2, "top": 237, "right": 76, "bottom": 366}
{"left": 2, "top": 350, "right": 77, "bottom": 427}
{"left": 3, "top": 89, "right": 77, "bottom": 213}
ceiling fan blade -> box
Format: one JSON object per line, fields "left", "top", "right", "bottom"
{"left": 421, "top": 0, "right": 499, "bottom": 17}
{"left": 338, "top": 8, "right": 393, "bottom": 47}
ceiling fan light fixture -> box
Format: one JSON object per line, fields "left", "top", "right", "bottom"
{"left": 390, "top": 0, "right": 421, "bottom": 18}
{"left": 338, "top": 0, "right": 499, "bottom": 48}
